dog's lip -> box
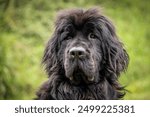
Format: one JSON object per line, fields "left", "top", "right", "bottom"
{"left": 69, "top": 76, "right": 73, "bottom": 81}
{"left": 87, "top": 77, "right": 95, "bottom": 82}
{"left": 69, "top": 75, "right": 95, "bottom": 84}
{"left": 66, "top": 64, "right": 95, "bottom": 84}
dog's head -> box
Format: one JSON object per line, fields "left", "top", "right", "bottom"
{"left": 43, "top": 8, "right": 129, "bottom": 86}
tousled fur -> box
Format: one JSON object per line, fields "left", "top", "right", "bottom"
{"left": 36, "top": 8, "right": 129, "bottom": 100}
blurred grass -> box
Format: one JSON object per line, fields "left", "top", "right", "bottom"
{"left": 0, "top": 0, "right": 149, "bottom": 99}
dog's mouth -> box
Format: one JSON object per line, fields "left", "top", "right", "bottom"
{"left": 68, "top": 66, "right": 95, "bottom": 85}
{"left": 64, "top": 59, "right": 96, "bottom": 85}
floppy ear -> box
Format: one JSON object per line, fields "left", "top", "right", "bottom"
{"left": 42, "top": 14, "right": 66, "bottom": 77}
{"left": 99, "top": 16, "right": 129, "bottom": 77}
{"left": 42, "top": 32, "right": 59, "bottom": 76}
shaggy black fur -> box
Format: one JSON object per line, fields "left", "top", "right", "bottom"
{"left": 36, "top": 8, "right": 129, "bottom": 100}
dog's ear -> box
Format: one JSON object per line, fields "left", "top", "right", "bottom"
{"left": 42, "top": 32, "right": 59, "bottom": 76}
{"left": 42, "top": 13, "right": 65, "bottom": 76}
{"left": 99, "top": 16, "right": 129, "bottom": 77}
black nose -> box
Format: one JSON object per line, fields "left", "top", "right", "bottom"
{"left": 69, "top": 47, "right": 86, "bottom": 58}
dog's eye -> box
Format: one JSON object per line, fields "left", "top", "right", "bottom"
{"left": 88, "top": 33, "right": 97, "bottom": 39}
{"left": 65, "top": 36, "right": 72, "bottom": 40}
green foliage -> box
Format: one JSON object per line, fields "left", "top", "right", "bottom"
{"left": 0, "top": 0, "right": 149, "bottom": 99}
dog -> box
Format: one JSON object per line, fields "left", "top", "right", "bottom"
{"left": 36, "top": 8, "right": 129, "bottom": 100}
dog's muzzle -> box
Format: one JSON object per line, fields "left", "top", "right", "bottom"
{"left": 64, "top": 46, "right": 95, "bottom": 85}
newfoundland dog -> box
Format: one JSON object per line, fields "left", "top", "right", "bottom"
{"left": 36, "top": 8, "right": 129, "bottom": 100}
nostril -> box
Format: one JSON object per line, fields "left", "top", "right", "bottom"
{"left": 70, "top": 50, "right": 84, "bottom": 57}
{"left": 69, "top": 47, "right": 86, "bottom": 58}
{"left": 70, "top": 51, "right": 75, "bottom": 56}
{"left": 78, "top": 51, "right": 84, "bottom": 56}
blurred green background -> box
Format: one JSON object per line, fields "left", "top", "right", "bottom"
{"left": 0, "top": 0, "right": 150, "bottom": 100}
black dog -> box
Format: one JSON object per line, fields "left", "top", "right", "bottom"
{"left": 36, "top": 8, "right": 129, "bottom": 100}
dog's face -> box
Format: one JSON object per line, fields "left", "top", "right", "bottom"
{"left": 59, "top": 22, "right": 102, "bottom": 85}
{"left": 43, "top": 8, "right": 129, "bottom": 86}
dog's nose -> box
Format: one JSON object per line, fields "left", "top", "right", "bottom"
{"left": 69, "top": 47, "right": 86, "bottom": 58}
